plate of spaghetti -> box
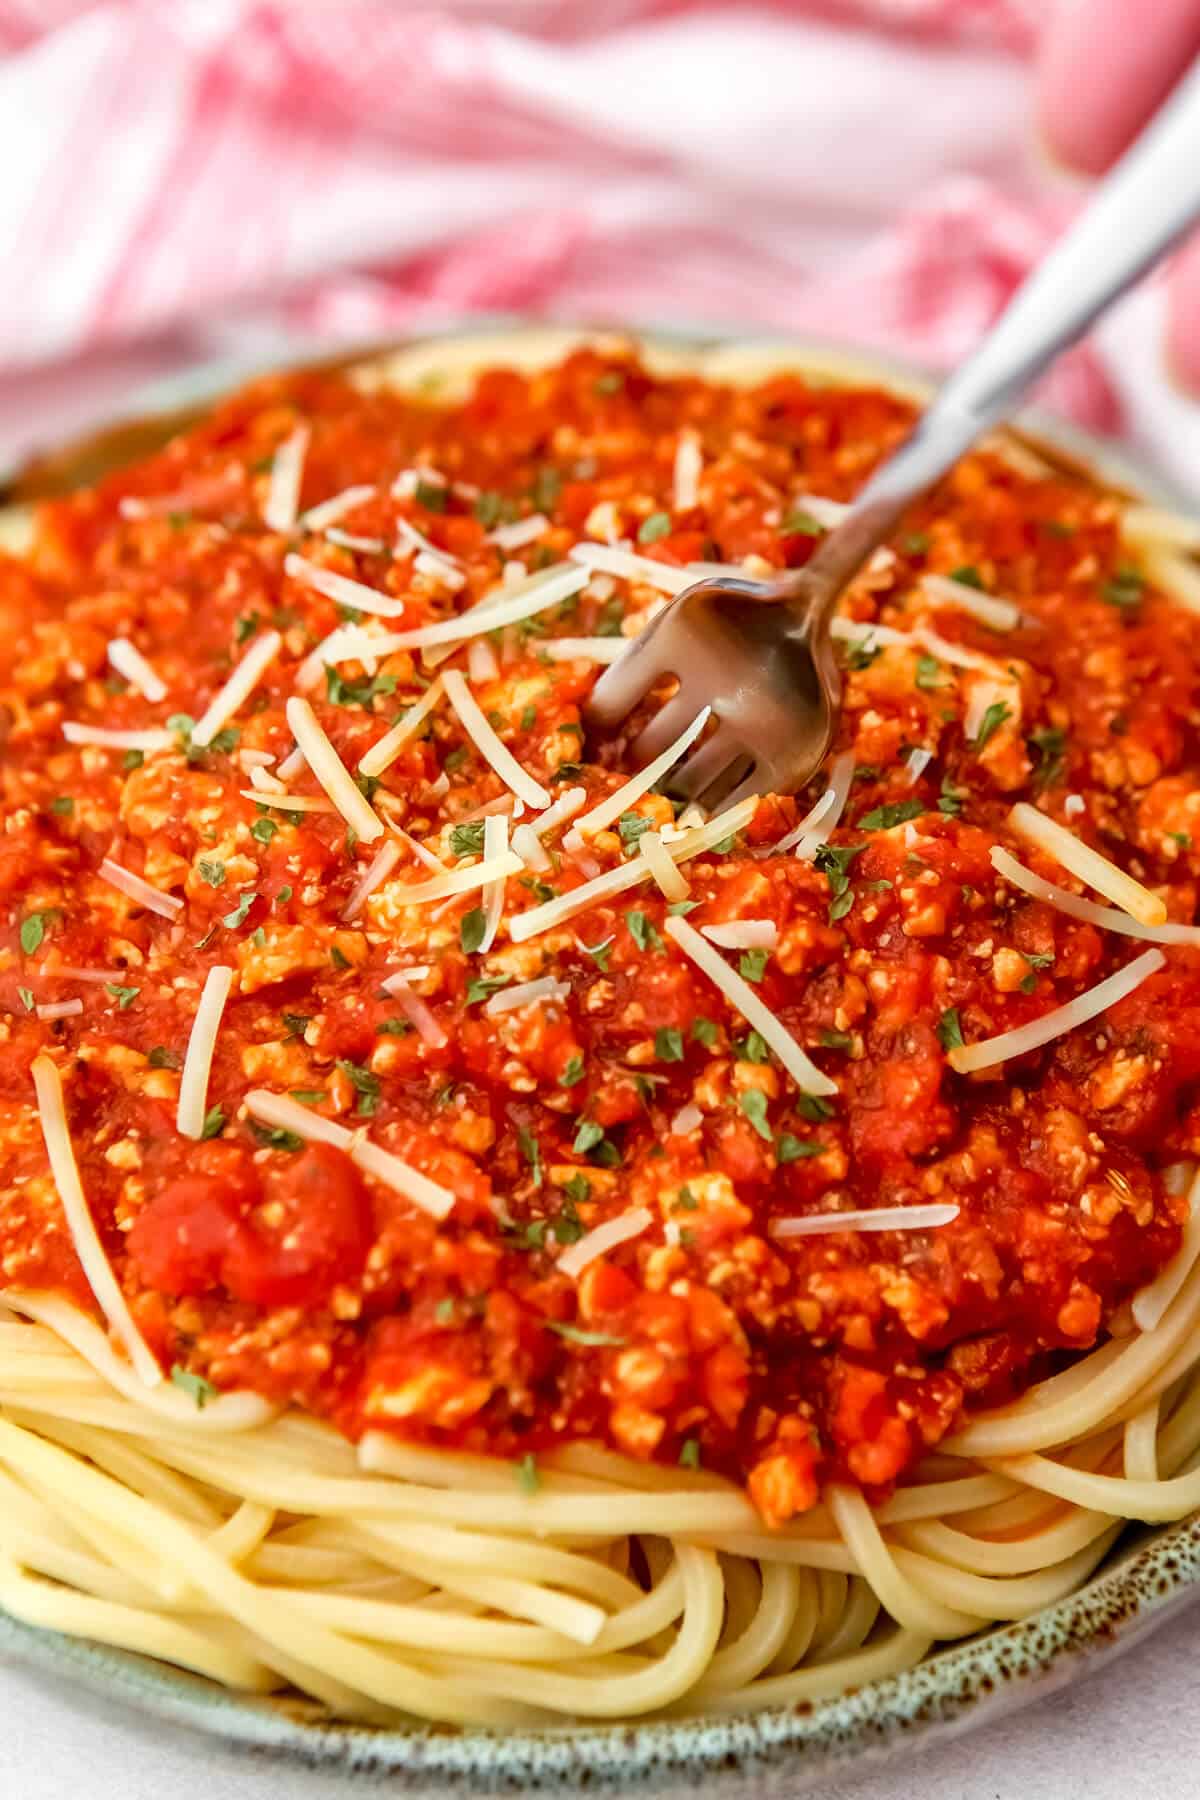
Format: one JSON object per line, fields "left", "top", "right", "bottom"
{"left": 3, "top": 328, "right": 1200, "bottom": 1784}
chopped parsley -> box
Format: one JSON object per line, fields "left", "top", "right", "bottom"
{"left": 222, "top": 891, "right": 257, "bottom": 930}
{"left": 593, "top": 371, "right": 625, "bottom": 395}
{"left": 777, "top": 1133, "right": 822, "bottom": 1162}
{"left": 19, "top": 914, "right": 45, "bottom": 955}
{"left": 169, "top": 1365, "right": 219, "bottom": 1410}
{"left": 17, "top": 987, "right": 34, "bottom": 1013}
{"left": 473, "top": 491, "right": 517, "bottom": 529}
{"left": 558, "top": 1053, "right": 586, "bottom": 1088}
{"left": 546, "top": 1322, "right": 625, "bottom": 1347}
{"left": 655, "top": 1027, "right": 685, "bottom": 1062}
{"left": 972, "top": 700, "right": 1011, "bottom": 751}
{"left": 781, "top": 508, "right": 824, "bottom": 537}
{"left": 148, "top": 1046, "right": 181, "bottom": 1070}
{"left": 859, "top": 799, "right": 923, "bottom": 831}
{"left": 249, "top": 1120, "right": 303, "bottom": 1152}
{"left": 691, "top": 1017, "right": 719, "bottom": 1048}
{"left": 573, "top": 1119, "right": 620, "bottom": 1166}
{"left": 915, "top": 654, "right": 943, "bottom": 692}
{"left": 819, "top": 1028, "right": 853, "bottom": 1052}
{"left": 617, "top": 811, "right": 653, "bottom": 850}
{"left": 200, "top": 1104, "right": 227, "bottom": 1140}
{"left": 235, "top": 611, "right": 261, "bottom": 644}
{"left": 50, "top": 796, "right": 75, "bottom": 816}
{"left": 581, "top": 936, "right": 613, "bottom": 973}
{"left": 460, "top": 907, "right": 487, "bottom": 954}
{"left": 668, "top": 899, "right": 699, "bottom": 915}
{"left": 902, "top": 531, "right": 931, "bottom": 555}
{"left": 466, "top": 975, "right": 510, "bottom": 1006}
{"left": 797, "top": 1094, "right": 835, "bottom": 1123}
{"left": 530, "top": 467, "right": 561, "bottom": 514}
{"left": 324, "top": 665, "right": 397, "bottom": 709}
{"left": 336, "top": 1060, "right": 380, "bottom": 1117}
{"left": 1030, "top": 725, "right": 1068, "bottom": 790}
{"left": 123, "top": 749, "right": 144, "bottom": 772}
{"left": 1102, "top": 566, "right": 1145, "bottom": 611}
{"left": 449, "top": 821, "right": 486, "bottom": 857}
{"left": 105, "top": 983, "right": 140, "bottom": 1010}
{"left": 948, "top": 564, "right": 984, "bottom": 589}
{"left": 936, "top": 1007, "right": 964, "bottom": 1052}
{"left": 414, "top": 478, "right": 447, "bottom": 513}
{"left": 937, "top": 776, "right": 964, "bottom": 817}
{"left": 679, "top": 1437, "right": 702, "bottom": 1469}
{"left": 282, "top": 1013, "right": 311, "bottom": 1040}
{"left": 739, "top": 1088, "right": 773, "bottom": 1142}
{"left": 638, "top": 512, "right": 671, "bottom": 544}
{"left": 739, "top": 948, "right": 769, "bottom": 984}
{"left": 517, "top": 1125, "right": 543, "bottom": 1189}
{"left": 251, "top": 816, "right": 278, "bottom": 845}
{"left": 735, "top": 1030, "right": 769, "bottom": 1064}
{"left": 843, "top": 637, "right": 880, "bottom": 671}
{"left": 197, "top": 857, "right": 226, "bottom": 888}
{"left": 515, "top": 1454, "right": 540, "bottom": 1494}
{"left": 625, "top": 910, "right": 662, "bottom": 953}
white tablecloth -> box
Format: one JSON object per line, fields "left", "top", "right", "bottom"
{"left": 3, "top": 1603, "right": 1199, "bottom": 1799}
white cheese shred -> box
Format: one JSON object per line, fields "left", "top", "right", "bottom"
{"left": 793, "top": 750, "right": 856, "bottom": 862}
{"left": 664, "top": 915, "right": 837, "bottom": 1096}
{"left": 770, "top": 1203, "right": 960, "bottom": 1239}
{"left": 285, "top": 696, "right": 385, "bottom": 842}
{"left": 380, "top": 971, "right": 447, "bottom": 1049}
{"left": 575, "top": 707, "right": 710, "bottom": 838}
{"left": 541, "top": 638, "right": 629, "bottom": 664}
{"left": 921, "top": 572, "right": 1022, "bottom": 631}
{"left": 673, "top": 430, "right": 703, "bottom": 512}
{"left": 342, "top": 839, "right": 403, "bottom": 920}
{"left": 488, "top": 514, "right": 549, "bottom": 552}
{"left": 98, "top": 857, "right": 183, "bottom": 919}
{"left": 479, "top": 814, "right": 509, "bottom": 952}
{"left": 990, "top": 847, "right": 1200, "bottom": 945}
{"left": 106, "top": 638, "right": 167, "bottom": 703}
{"left": 326, "top": 565, "right": 590, "bottom": 661}
{"left": 31, "top": 1055, "right": 163, "bottom": 1386}
{"left": 511, "top": 823, "right": 552, "bottom": 872}
{"left": 262, "top": 424, "right": 309, "bottom": 533}
{"left": 442, "top": 670, "right": 551, "bottom": 810}
{"left": 190, "top": 630, "right": 282, "bottom": 749}
{"left": 382, "top": 852, "right": 523, "bottom": 909}
{"left": 63, "top": 724, "right": 175, "bottom": 752}
{"left": 36, "top": 1000, "right": 83, "bottom": 1022}
{"left": 358, "top": 676, "right": 444, "bottom": 778}
{"left": 701, "top": 919, "right": 778, "bottom": 951}
{"left": 244, "top": 1091, "right": 454, "bottom": 1220}
{"left": 485, "top": 977, "right": 571, "bottom": 1017}
{"left": 948, "top": 948, "right": 1165, "bottom": 1074}
{"left": 567, "top": 543, "right": 694, "bottom": 595}
{"left": 639, "top": 830, "right": 690, "bottom": 901}
{"left": 298, "top": 485, "right": 376, "bottom": 533}
{"left": 284, "top": 552, "right": 406, "bottom": 619}
{"left": 176, "top": 966, "right": 234, "bottom": 1140}
{"left": 556, "top": 1208, "right": 654, "bottom": 1281}
{"left": 1008, "top": 801, "right": 1166, "bottom": 926}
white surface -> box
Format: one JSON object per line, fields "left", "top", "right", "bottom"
{"left": 2, "top": 1605, "right": 1200, "bottom": 1799}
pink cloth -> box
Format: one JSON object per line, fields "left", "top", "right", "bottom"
{"left": 0, "top": 0, "right": 1195, "bottom": 492}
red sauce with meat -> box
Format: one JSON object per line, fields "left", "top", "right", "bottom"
{"left": 2, "top": 346, "right": 1196, "bottom": 1521}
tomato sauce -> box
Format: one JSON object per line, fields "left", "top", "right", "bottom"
{"left": 2, "top": 346, "right": 1196, "bottom": 1520}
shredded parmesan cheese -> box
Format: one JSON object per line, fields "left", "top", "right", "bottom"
{"left": 190, "top": 630, "right": 283, "bottom": 749}
{"left": 380, "top": 971, "right": 447, "bottom": 1049}
{"left": 510, "top": 796, "right": 757, "bottom": 943}
{"left": 671, "top": 1103, "right": 703, "bottom": 1135}
{"left": 396, "top": 519, "right": 464, "bottom": 589}
{"left": 98, "top": 857, "right": 183, "bottom": 919}
{"left": 990, "top": 847, "right": 1200, "bottom": 945}
{"left": 789, "top": 493, "right": 847, "bottom": 528}
{"left": 32, "top": 1055, "right": 163, "bottom": 1385}
{"left": 381, "top": 851, "right": 522, "bottom": 909}
{"left": 107, "top": 638, "right": 167, "bottom": 703}
{"left": 467, "top": 637, "right": 499, "bottom": 683}
{"left": 358, "top": 676, "right": 444, "bottom": 778}
{"left": 921, "top": 572, "right": 1022, "bottom": 631}
{"left": 556, "top": 1208, "right": 654, "bottom": 1280}
{"left": 284, "top": 553, "right": 406, "bottom": 620}
{"left": 63, "top": 724, "right": 174, "bottom": 752}
{"left": 486, "top": 977, "right": 570, "bottom": 1017}
{"left": 770, "top": 1203, "right": 959, "bottom": 1238}
{"left": 529, "top": 788, "right": 588, "bottom": 840}
{"left": 237, "top": 789, "right": 335, "bottom": 814}
{"left": 488, "top": 514, "right": 549, "bottom": 551}
{"left": 905, "top": 747, "right": 934, "bottom": 785}
{"left": 285, "top": 696, "right": 385, "bottom": 842}
{"left": 36, "top": 1000, "right": 82, "bottom": 1022}
{"left": 664, "top": 915, "right": 836, "bottom": 1096}
{"left": 575, "top": 708, "right": 710, "bottom": 838}
{"left": 1008, "top": 801, "right": 1166, "bottom": 926}
{"left": 673, "top": 430, "right": 702, "bottom": 512}
{"left": 342, "top": 839, "right": 402, "bottom": 920}
{"left": 176, "top": 966, "right": 234, "bottom": 1140}
{"left": 947, "top": 948, "right": 1165, "bottom": 1074}
{"left": 442, "top": 670, "right": 550, "bottom": 810}
{"left": 793, "top": 750, "right": 856, "bottom": 861}
{"left": 541, "top": 638, "right": 629, "bottom": 664}
{"left": 327, "top": 565, "right": 590, "bottom": 661}
{"left": 567, "top": 543, "right": 694, "bottom": 595}
{"left": 701, "top": 919, "right": 778, "bottom": 951}
{"left": 262, "top": 424, "right": 309, "bottom": 533}
{"left": 511, "top": 823, "right": 551, "bottom": 872}
{"left": 639, "top": 829, "right": 690, "bottom": 901}
{"left": 298, "top": 485, "right": 376, "bottom": 533}
{"left": 479, "top": 814, "right": 509, "bottom": 952}
{"left": 243, "top": 1091, "right": 454, "bottom": 1220}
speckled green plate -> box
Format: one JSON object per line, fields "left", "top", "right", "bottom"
{"left": 3, "top": 322, "right": 1199, "bottom": 1793}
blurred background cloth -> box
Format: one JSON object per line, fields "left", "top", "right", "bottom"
{"left": 1, "top": 0, "right": 1197, "bottom": 494}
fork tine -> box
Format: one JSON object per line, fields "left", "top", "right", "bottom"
{"left": 631, "top": 690, "right": 711, "bottom": 763}
{"left": 714, "top": 764, "right": 769, "bottom": 813}
{"left": 667, "top": 731, "right": 742, "bottom": 804}
{"left": 586, "top": 647, "right": 661, "bottom": 729}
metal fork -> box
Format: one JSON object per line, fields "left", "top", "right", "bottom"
{"left": 587, "top": 59, "right": 1200, "bottom": 811}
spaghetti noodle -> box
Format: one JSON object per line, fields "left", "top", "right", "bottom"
{"left": 4, "top": 332, "right": 1200, "bottom": 1728}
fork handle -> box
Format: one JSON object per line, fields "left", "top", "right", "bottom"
{"left": 805, "top": 55, "right": 1200, "bottom": 604}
